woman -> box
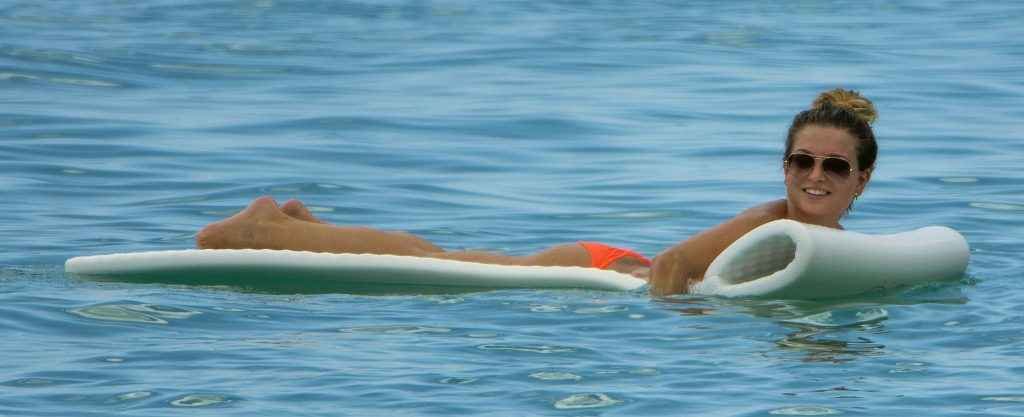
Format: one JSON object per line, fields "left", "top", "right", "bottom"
{"left": 649, "top": 88, "right": 876, "bottom": 295}
{"left": 196, "top": 88, "right": 877, "bottom": 294}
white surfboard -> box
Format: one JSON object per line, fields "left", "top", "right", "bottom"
{"left": 65, "top": 220, "right": 970, "bottom": 298}
{"left": 65, "top": 249, "right": 646, "bottom": 293}
{"left": 693, "top": 219, "right": 970, "bottom": 299}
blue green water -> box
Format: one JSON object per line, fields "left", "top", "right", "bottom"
{"left": 2, "top": 1, "right": 1023, "bottom": 415}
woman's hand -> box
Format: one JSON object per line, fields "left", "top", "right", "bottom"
{"left": 648, "top": 199, "right": 788, "bottom": 296}
{"left": 648, "top": 248, "right": 694, "bottom": 296}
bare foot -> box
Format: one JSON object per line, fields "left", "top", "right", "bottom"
{"left": 281, "top": 199, "right": 326, "bottom": 224}
{"left": 196, "top": 196, "right": 293, "bottom": 250}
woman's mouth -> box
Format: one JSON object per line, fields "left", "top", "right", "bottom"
{"left": 803, "top": 187, "right": 830, "bottom": 197}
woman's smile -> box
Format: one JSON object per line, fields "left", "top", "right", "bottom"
{"left": 802, "top": 187, "right": 830, "bottom": 197}
{"left": 784, "top": 125, "right": 868, "bottom": 227}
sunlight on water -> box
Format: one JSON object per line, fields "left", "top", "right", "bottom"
{"left": 476, "top": 344, "right": 579, "bottom": 354}
{"left": 68, "top": 303, "right": 200, "bottom": 324}
{"left": 553, "top": 393, "right": 623, "bottom": 410}
{"left": 770, "top": 406, "right": 843, "bottom": 415}
{"left": 783, "top": 307, "right": 889, "bottom": 328}
{"left": 109, "top": 391, "right": 154, "bottom": 404}
{"left": 170, "top": 394, "right": 232, "bottom": 407}
{"left": 529, "top": 371, "right": 583, "bottom": 381}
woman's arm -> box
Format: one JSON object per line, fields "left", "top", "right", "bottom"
{"left": 649, "top": 199, "right": 787, "bottom": 296}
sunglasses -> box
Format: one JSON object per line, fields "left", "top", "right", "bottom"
{"left": 784, "top": 153, "right": 854, "bottom": 178}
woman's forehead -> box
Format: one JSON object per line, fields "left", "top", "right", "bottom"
{"left": 792, "top": 126, "right": 858, "bottom": 157}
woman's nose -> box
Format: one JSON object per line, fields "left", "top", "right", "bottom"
{"left": 807, "top": 161, "right": 826, "bottom": 180}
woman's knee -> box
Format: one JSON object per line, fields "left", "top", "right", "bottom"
{"left": 390, "top": 231, "right": 444, "bottom": 255}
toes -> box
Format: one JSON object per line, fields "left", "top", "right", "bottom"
{"left": 281, "top": 199, "right": 304, "bottom": 214}
{"left": 247, "top": 196, "right": 280, "bottom": 213}
{"left": 241, "top": 196, "right": 289, "bottom": 221}
{"left": 195, "top": 223, "right": 223, "bottom": 249}
{"left": 281, "top": 199, "right": 322, "bottom": 223}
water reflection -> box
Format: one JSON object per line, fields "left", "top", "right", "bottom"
{"left": 761, "top": 301, "right": 888, "bottom": 362}
{"left": 655, "top": 296, "right": 894, "bottom": 362}
{"left": 776, "top": 326, "right": 887, "bottom": 363}
{"left": 68, "top": 303, "right": 201, "bottom": 325}
{"left": 651, "top": 295, "right": 716, "bottom": 316}
{"left": 761, "top": 301, "right": 888, "bottom": 364}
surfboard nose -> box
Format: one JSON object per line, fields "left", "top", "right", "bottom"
{"left": 694, "top": 220, "right": 970, "bottom": 299}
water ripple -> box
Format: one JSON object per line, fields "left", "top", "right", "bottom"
{"left": 170, "top": 394, "right": 232, "bottom": 407}
{"left": 339, "top": 325, "right": 452, "bottom": 335}
{"left": 783, "top": 307, "right": 889, "bottom": 329}
{"left": 68, "top": 303, "right": 200, "bottom": 324}
{"left": 529, "top": 371, "right": 583, "bottom": 382}
{"left": 770, "top": 406, "right": 842, "bottom": 415}
{"left": 111, "top": 391, "right": 154, "bottom": 403}
{"left": 1, "top": 1, "right": 1022, "bottom": 416}
{"left": 554, "top": 393, "right": 623, "bottom": 409}
{"left": 477, "top": 344, "right": 579, "bottom": 354}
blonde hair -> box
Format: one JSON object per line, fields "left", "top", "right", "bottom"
{"left": 811, "top": 88, "right": 878, "bottom": 125}
{"left": 786, "top": 88, "right": 879, "bottom": 171}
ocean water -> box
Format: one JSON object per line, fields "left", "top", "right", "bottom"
{"left": 2, "top": 1, "right": 1023, "bottom": 415}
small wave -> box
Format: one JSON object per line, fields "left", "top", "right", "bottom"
{"left": 770, "top": 406, "right": 842, "bottom": 415}
{"left": 339, "top": 325, "right": 452, "bottom": 334}
{"left": 438, "top": 377, "right": 477, "bottom": 385}
{"left": 2, "top": 377, "right": 61, "bottom": 387}
{"left": 170, "top": 394, "right": 232, "bottom": 407}
{"left": 529, "top": 371, "right": 583, "bottom": 381}
{"left": 981, "top": 396, "right": 1024, "bottom": 402}
{"left": 68, "top": 303, "right": 201, "bottom": 324}
{"left": 0, "top": 70, "right": 125, "bottom": 88}
{"left": 553, "top": 393, "right": 622, "bottom": 409}
{"left": 940, "top": 177, "right": 979, "bottom": 183}
{"left": 111, "top": 391, "right": 153, "bottom": 403}
{"left": 477, "top": 344, "right": 577, "bottom": 354}
{"left": 783, "top": 307, "right": 889, "bottom": 328}
{"left": 970, "top": 202, "right": 1024, "bottom": 211}
{"left": 529, "top": 304, "right": 564, "bottom": 313}
{"left": 573, "top": 305, "right": 629, "bottom": 314}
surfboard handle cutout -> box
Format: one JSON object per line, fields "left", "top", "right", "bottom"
{"left": 714, "top": 234, "right": 797, "bottom": 286}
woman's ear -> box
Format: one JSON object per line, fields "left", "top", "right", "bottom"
{"left": 856, "top": 168, "right": 872, "bottom": 195}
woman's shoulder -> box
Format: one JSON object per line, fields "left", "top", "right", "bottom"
{"left": 738, "top": 199, "right": 788, "bottom": 223}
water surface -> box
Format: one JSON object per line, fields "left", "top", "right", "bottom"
{"left": 2, "top": 1, "right": 1023, "bottom": 416}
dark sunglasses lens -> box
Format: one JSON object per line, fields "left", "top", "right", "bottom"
{"left": 788, "top": 154, "right": 815, "bottom": 170}
{"left": 822, "top": 158, "right": 851, "bottom": 177}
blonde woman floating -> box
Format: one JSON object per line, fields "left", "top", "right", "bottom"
{"left": 197, "top": 88, "right": 877, "bottom": 296}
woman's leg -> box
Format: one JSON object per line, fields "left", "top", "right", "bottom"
{"left": 274, "top": 199, "right": 592, "bottom": 266}
{"left": 196, "top": 196, "right": 443, "bottom": 255}
{"left": 197, "top": 197, "right": 645, "bottom": 277}
{"left": 427, "top": 243, "right": 590, "bottom": 267}
{"left": 430, "top": 244, "right": 648, "bottom": 278}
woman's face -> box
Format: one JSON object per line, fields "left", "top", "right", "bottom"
{"left": 784, "top": 125, "right": 871, "bottom": 228}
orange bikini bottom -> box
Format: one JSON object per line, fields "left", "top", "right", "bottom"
{"left": 577, "top": 241, "right": 652, "bottom": 270}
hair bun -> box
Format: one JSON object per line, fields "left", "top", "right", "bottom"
{"left": 812, "top": 88, "right": 878, "bottom": 125}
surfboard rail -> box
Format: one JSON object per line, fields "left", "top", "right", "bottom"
{"left": 65, "top": 249, "right": 647, "bottom": 293}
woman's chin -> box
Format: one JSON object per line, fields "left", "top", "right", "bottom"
{"left": 791, "top": 202, "right": 843, "bottom": 226}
